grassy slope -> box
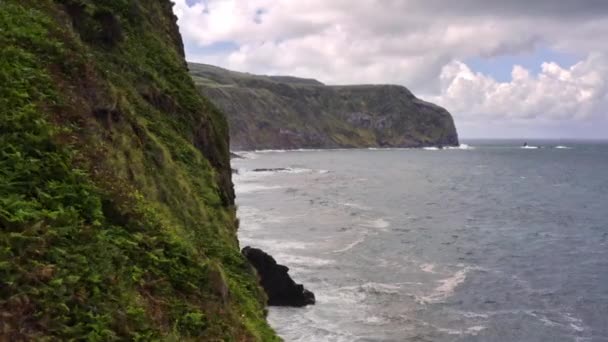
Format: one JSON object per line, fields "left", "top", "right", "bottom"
{"left": 0, "top": 1, "right": 277, "bottom": 340}
{"left": 189, "top": 63, "right": 459, "bottom": 150}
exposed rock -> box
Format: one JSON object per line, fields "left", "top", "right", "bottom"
{"left": 208, "top": 263, "right": 230, "bottom": 304}
{"left": 242, "top": 246, "right": 315, "bottom": 307}
{"left": 189, "top": 63, "right": 459, "bottom": 150}
{"left": 230, "top": 152, "right": 244, "bottom": 159}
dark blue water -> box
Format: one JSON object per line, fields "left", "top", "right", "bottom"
{"left": 232, "top": 141, "right": 608, "bottom": 341}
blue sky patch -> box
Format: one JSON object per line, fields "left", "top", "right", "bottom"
{"left": 185, "top": 41, "right": 239, "bottom": 57}
{"left": 466, "top": 47, "right": 582, "bottom": 82}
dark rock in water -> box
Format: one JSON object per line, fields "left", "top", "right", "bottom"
{"left": 230, "top": 152, "right": 243, "bottom": 159}
{"left": 242, "top": 246, "right": 315, "bottom": 307}
{"left": 252, "top": 168, "right": 289, "bottom": 172}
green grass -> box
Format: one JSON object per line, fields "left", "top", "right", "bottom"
{"left": 0, "top": 1, "right": 278, "bottom": 340}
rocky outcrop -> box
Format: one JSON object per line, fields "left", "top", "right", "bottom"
{"left": 189, "top": 63, "right": 459, "bottom": 150}
{"left": 1, "top": 1, "right": 275, "bottom": 340}
{"left": 242, "top": 247, "right": 316, "bottom": 307}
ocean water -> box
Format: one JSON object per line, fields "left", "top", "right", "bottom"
{"left": 231, "top": 140, "right": 608, "bottom": 342}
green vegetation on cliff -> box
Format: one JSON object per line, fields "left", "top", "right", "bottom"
{"left": 0, "top": 1, "right": 277, "bottom": 340}
{"left": 189, "top": 63, "right": 459, "bottom": 150}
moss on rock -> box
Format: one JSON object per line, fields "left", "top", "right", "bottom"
{"left": 0, "top": 0, "right": 277, "bottom": 340}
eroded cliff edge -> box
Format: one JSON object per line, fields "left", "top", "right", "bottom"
{"left": 1, "top": 1, "right": 276, "bottom": 340}
{"left": 190, "top": 63, "right": 459, "bottom": 150}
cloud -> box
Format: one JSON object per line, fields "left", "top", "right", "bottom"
{"left": 172, "top": 0, "right": 608, "bottom": 137}
{"left": 433, "top": 53, "right": 608, "bottom": 122}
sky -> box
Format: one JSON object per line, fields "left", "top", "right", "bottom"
{"left": 173, "top": 0, "right": 608, "bottom": 139}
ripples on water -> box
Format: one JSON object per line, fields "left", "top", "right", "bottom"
{"left": 232, "top": 141, "right": 608, "bottom": 342}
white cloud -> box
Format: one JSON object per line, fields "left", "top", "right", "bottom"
{"left": 172, "top": 0, "right": 608, "bottom": 137}
{"left": 433, "top": 53, "right": 608, "bottom": 123}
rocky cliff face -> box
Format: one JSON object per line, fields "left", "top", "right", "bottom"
{"left": 190, "top": 63, "right": 459, "bottom": 150}
{"left": 1, "top": 1, "right": 275, "bottom": 340}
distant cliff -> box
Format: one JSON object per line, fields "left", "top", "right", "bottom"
{"left": 1, "top": 1, "right": 275, "bottom": 340}
{"left": 189, "top": 63, "right": 459, "bottom": 150}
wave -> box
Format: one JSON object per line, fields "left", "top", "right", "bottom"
{"left": 529, "top": 310, "right": 587, "bottom": 333}
{"left": 521, "top": 145, "right": 541, "bottom": 149}
{"left": 235, "top": 167, "right": 330, "bottom": 179}
{"left": 437, "top": 325, "right": 487, "bottom": 336}
{"left": 446, "top": 144, "right": 475, "bottom": 150}
{"left": 355, "top": 282, "right": 403, "bottom": 296}
{"left": 237, "top": 206, "right": 297, "bottom": 225}
{"left": 235, "top": 183, "right": 282, "bottom": 194}
{"left": 339, "top": 202, "right": 371, "bottom": 210}
{"left": 423, "top": 146, "right": 440, "bottom": 151}
{"left": 254, "top": 239, "right": 316, "bottom": 252}
{"left": 555, "top": 145, "right": 572, "bottom": 149}
{"left": 234, "top": 151, "right": 259, "bottom": 159}
{"left": 418, "top": 267, "right": 470, "bottom": 303}
{"left": 467, "top": 325, "right": 487, "bottom": 334}
{"left": 335, "top": 282, "right": 403, "bottom": 297}
{"left": 274, "top": 253, "right": 334, "bottom": 268}
{"left": 333, "top": 234, "right": 367, "bottom": 253}
{"left": 253, "top": 148, "right": 347, "bottom": 153}
{"left": 563, "top": 312, "right": 586, "bottom": 333}
{"left": 363, "top": 218, "right": 390, "bottom": 229}
{"left": 233, "top": 167, "right": 321, "bottom": 186}
{"left": 419, "top": 263, "right": 438, "bottom": 273}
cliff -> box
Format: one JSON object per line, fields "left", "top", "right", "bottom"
{"left": 0, "top": 1, "right": 276, "bottom": 340}
{"left": 189, "top": 63, "right": 459, "bottom": 150}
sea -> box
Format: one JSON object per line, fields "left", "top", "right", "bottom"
{"left": 231, "top": 140, "right": 608, "bottom": 342}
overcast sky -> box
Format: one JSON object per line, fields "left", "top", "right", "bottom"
{"left": 173, "top": 0, "right": 608, "bottom": 139}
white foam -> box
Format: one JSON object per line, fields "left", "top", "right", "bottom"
{"left": 333, "top": 234, "right": 367, "bottom": 253}
{"left": 340, "top": 202, "right": 371, "bottom": 210}
{"left": 235, "top": 183, "right": 282, "bottom": 194}
{"left": 466, "top": 326, "right": 487, "bottom": 334}
{"left": 336, "top": 282, "right": 402, "bottom": 296}
{"left": 423, "top": 147, "right": 440, "bottom": 151}
{"left": 555, "top": 145, "right": 572, "bottom": 149}
{"left": 254, "top": 149, "right": 288, "bottom": 153}
{"left": 236, "top": 167, "right": 315, "bottom": 178}
{"left": 235, "top": 151, "right": 259, "bottom": 159}
{"left": 521, "top": 145, "right": 540, "bottom": 149}
{"left": 419, "top": 268, "right": 469, "bottom": 303}
{"left": 446, "top": 144, "right": 475, "bottom": 150}
{"left": 437, "top": 327, "right": 463, "bottom": 335}
{"left": 537, "top": 315, "right": 560, "bottom": 327}
{"left": 239, "top": 221, "right": 264, "bottom": 232}
{"left": 530, "top": 311, "right": 587, "bottom": 333}
{"left": 363, "top": 218, "right": 390, "bottom": 229}
{"left": 233, "top": 169, "right": 272, "bottom": 180}
{"left": 275, "top": 253, "right": 334, "bottom": 268}
{"left": 317, "top": 286, "right": 366, "bottom": 305}
{"left": 237, "top": 206, "right": 293, "bottom": 225}
{"left": 437, "top": 325, "right": 486, "bottom": 336}
{"left": 458, "top": 311, "right": 490, "bottom": 319}
{"left": 362, "top": 315, "right": 388, "bottom": 325}
{"left": 563, "top": 312, "right": 586, "bottom": 332}
{"left": 253, "top": 148, "right": 333, "bottom": 153}
{"left": 420, "top": 263, "right": 437, "bottom": 273}
{"left": 287, "top": 168, "right": 314, "bottom": 174}
{"left": 360, "top": 282, "right": 402, "bottom": 294}
{"left": 257, "top": 239, "right": 315, "bottom": 251}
